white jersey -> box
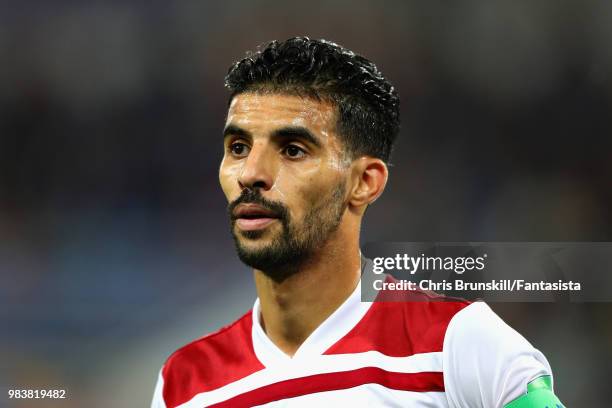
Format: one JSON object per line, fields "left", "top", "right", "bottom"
{"left": 151, "top": 277, "right": 552, "bottom": 407}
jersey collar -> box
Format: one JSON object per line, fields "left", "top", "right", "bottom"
{"left": 251, "top": 277, "right": 372, "bottom": 367}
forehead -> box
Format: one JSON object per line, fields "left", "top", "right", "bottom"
{"left": 226, "top": 92, "right": 337, "bottom": 131}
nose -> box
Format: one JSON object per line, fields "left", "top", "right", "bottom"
{"left": 238, "top": 142, "right": 275, "bottom": 191}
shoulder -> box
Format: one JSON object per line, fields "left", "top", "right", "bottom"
{"left": 443, "top": 302, "right": 549, "bottom": 364}
{"left": 164, "top": 310, "right": 255, "bottom": 372}
{"left": 444, "top": 301, "right": 531, "bottom": 351}
{"left": 443, "top": 302, "right": 553, "bottom": 408}
{"left": 326, "top": 277, "right": 471, "bottom": 356}
{"left": 161, "top": 310, "right": 264, "bottom": 407}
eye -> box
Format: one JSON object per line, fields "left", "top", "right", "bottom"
{"left": 283, "top": 144, "right": 306, "bottom": 159}
{"left": 229, "top": 142, "right": 250, "bottom": 158}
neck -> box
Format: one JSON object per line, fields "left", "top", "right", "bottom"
{"left": 254, "top": 228, "right": 361, "bottom": 357}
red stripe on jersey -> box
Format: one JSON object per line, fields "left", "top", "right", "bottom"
{"left": 209, "top": 368, "right": 445, "bottom": 408}
{"left": 325, "top": 277, "right": 470, "bottom": 357}
{"left": 162, "top": 311, "right": 264, "bottom": 408}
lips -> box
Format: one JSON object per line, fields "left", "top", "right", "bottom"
{"left": 233, "top": 204, "right": 277, "bottom": 219}
{"left": 233, "top": 204, "right": 279, "bottom": 231}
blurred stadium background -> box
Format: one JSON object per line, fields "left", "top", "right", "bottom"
{"left": 1, "top": 0, "right": 611, "bottom": 406}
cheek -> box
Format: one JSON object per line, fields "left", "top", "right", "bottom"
{"left": 276, "top": 162, "right": 342, "bottom": 219}
{"left": 278, "top": 158, "right": 322, "bottom": 183}
{"left": 219, "top": 159, "right": 241, "bottom": 199}
{"left": 272, "top": 159, "right": 322, "bottom": 204}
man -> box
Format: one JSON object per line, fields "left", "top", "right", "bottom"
{"left": 151, "top": 37, "right": 564, "bottom": 407}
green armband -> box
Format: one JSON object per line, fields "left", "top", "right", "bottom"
{"left": 504, "top": 376, "right": 564, "bottom": 408}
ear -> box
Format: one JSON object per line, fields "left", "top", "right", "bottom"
{"left": 348, "top": 157, "right": 388, "bottom": 212}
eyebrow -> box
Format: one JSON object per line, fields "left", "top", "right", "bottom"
{"left": 223, "top": 124, "right": 251, "bottom": 139}
{"left": 223, "top": 124, "right": 322, "bottom": 148}
{"left": 272, "top": 126, "right": 322, "bottom": 148}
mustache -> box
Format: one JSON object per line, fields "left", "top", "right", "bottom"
{"left": 228, "top": 188, "right": 289, "bottom": 222}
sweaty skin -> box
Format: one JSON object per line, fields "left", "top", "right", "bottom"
{"left": 224, "top": 93, "right": 343, "bottom": 204}
{"left": 219, "top": 92, "right": 387, "bottom": 356}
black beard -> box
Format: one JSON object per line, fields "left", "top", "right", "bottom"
{"left": 228, "top": 183, "right": 346, "bottom": 282}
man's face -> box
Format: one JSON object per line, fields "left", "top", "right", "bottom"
{"left": 219, "top": 92, "right": 350, "bottom": 280}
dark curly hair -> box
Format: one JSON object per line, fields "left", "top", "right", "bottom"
{"left": 224, "top": 37, "right": 400, "bottom": 163}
